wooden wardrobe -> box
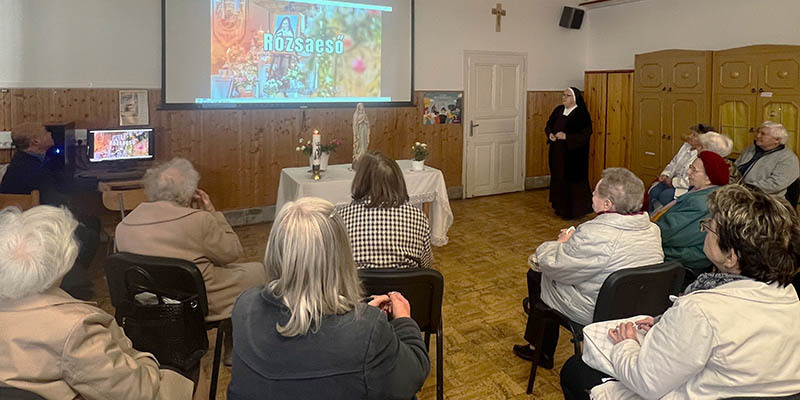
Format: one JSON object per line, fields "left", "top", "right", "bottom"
{"left": 584, "top": 70, "right": 634, "bottom": 187}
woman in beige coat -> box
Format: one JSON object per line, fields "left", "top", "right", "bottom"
{"left": 0, "top": 205, "right": 192, "bottom": 399}
{"left": 115, "top": 158, "right": 267, "bottom": 321}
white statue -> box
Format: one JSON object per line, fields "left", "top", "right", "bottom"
{"left": 352, "top": 102, "right": 370, "bottom": 167}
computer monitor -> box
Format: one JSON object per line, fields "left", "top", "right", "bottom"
{"left": 88, "top": 128, "right": 155, "bottom": 164}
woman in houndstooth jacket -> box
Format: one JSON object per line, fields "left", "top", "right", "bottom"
{"left": 338, "top": 151, "right": 433, "bottom": 269}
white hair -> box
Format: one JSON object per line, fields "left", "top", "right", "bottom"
{"left": 698, "top": 131, "right": 734, "bottom": 157}
{"left": 760, "top": 121, "right": 788, "bottom": 144}
{"left": 264, "top": 197, "right": 364, "bottom": 337}
{"left": 143, "top": 158, "right": 199, "bottom": 206}
{"left": 598, "top": 168, "right": 645, "bottom": 214}
{"left": 0, "top": 206, "right": 79, "bottom": 300}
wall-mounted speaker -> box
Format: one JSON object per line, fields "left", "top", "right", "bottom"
{"left": 559, "top": 6, "right": 584, "bottom": 29}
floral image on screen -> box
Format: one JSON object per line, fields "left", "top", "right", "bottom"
{"left": 209, "top": 0, "right": 383, "bottom": 101}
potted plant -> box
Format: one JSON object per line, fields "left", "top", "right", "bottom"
{"left": 296, "top": 136, "right": 343, "bottom": 171}
{"left": 411, "top": 141, "right": 428, "bottom": 171}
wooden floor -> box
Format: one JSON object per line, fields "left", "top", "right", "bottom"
{"left": 92, "top": 189, "right": 592, "bottom": 399}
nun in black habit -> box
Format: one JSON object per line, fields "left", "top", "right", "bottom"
{"left": 545, "top": 87, "right": 593, "bottom": 219}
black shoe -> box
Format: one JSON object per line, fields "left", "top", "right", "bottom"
{"left": 512, "top": 344, "right": 554, "bottom": 369}
{"left": 522, "top": 297, "right": 530, "bottom": 315}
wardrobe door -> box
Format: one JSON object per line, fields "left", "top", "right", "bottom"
{"left": 585, "top": 72, "right": 608, "bottom": 187}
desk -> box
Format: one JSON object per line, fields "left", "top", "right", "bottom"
{"left": 276, "top": 160, "right": 454, "bottom": 246}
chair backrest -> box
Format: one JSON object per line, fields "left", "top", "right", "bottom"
{"left": 0, "top": 190, "right": 40, "bottom": 211}
{"left": 104, "top": 252, "right": 209, "bottom": 318}
{"left": 785, "top": 178, "right": 800, "bottom": 209}
{"left": 593, "top": 261, "right": 685, "bottom": 322}
{"left": 357, "top": 268, "right": 444, "bottom": 334}
{"left": 0, "top": 386, "right": 46, "bottom": 400}
{"left": 101, "top": 188, "right": 146, "bottom": 219}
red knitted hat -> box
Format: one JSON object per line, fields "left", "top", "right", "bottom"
{"left": 697, "top": 151, "right": 730, "bottom": 186}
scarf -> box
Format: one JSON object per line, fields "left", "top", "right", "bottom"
{"left": 684, "top": 272, "right": 749, "bottom": 294}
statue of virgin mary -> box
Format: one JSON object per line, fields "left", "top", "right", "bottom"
{"left": 352, "top": 103, "right": 370, "bottom": 166}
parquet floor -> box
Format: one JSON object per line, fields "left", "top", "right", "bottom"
{"left": 92, "top": 189, "right": 592, "bottom": 399}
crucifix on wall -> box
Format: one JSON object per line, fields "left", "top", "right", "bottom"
{"left": 492, "top": 3, "right": 506, "bottom": 32}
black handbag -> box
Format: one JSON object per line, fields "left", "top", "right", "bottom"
{"left": 116, "top": 266, "right": 208, "bottom": 372}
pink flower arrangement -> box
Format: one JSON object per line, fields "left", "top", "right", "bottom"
{"left": 295, "top": 136, "right": 344, "bottom": 155}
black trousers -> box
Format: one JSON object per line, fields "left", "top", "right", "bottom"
{"left": 523, "top": 269, "right": 560, "bottom": 358}
{"left": 60, "top": 215, "right": 100, "bottom": 300}
{"left": 560, "top": 354, "right": 611, "bottom": 400}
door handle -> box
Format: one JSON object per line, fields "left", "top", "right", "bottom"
{"left": 645, "top": 151, "right": 656, "bottom": 156}
{"left": 470, "top": 121, "right": 480, "bottom": 137}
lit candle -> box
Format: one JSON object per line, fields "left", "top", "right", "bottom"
{"left": 311, "top": 129, "right": 321, "bottom": 171}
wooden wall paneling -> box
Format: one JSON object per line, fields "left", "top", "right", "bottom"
{"left": 605, "top": 72, "right": 634, "bottom": 170}
{"left": 526, "top": 91, "right": 562, "bottom": 177}
{"left": 585, "top": 73, "right": 608, "bottom": 187}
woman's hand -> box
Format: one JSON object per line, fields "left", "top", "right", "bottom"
{"left": 555, "top": 132, "right": 567, "bottom": 140}
{"left": 548, "top": 133, "right": 557, "bottom": 142}
{"left": 557, "top": 227, "right": 575, "bottom": 243}
{"left": 609, "top": 322, "right": 639, "bottom": 344}
{"left": 368, "top": 294, "right": 392, "bottom": 315}
{"left": 387, "top": 291, "right": 411, "bottom": 319}
{"left": 635, "top": 317, "right": 656, "bottom": 332}
{"left": 192, "top": 189, "right": 216, "bottom": 212}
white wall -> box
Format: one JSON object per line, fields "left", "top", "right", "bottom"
{"left": 414, "top": 0, "right": 587, "bottom": 90}
{"left": 0, "top": 0, "right": 161, "bottom": 88}
{"left": 0, "top": 0, "right": 587, "bottom": 91}
{"left": 585, "top": 0, "right": 800, "bottom": 70}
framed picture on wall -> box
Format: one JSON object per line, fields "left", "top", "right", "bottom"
{"left": 119, "top": 90, "right": 150, "bottom": 126}
{"left": 422, "top": 91, "right": 462, "bottom": 125}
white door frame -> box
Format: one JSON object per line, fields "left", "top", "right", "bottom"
{"left": 461, "top": 50, "right": 528, "bottom": 198}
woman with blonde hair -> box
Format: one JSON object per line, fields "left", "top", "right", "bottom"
{"left": 227, "top": 197, "right": 430, "bottom": 400}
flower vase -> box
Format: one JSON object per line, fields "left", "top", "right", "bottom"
{"left": 411, "top": 159, "right": 425, "bottom": 171}
{"left": 309, "top": 152, "right": 330, "bottom": 171}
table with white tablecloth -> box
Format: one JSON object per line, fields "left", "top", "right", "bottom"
{"left": 275, "top": 160, "right": 453, "bottom": 246}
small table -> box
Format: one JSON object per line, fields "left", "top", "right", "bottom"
{"left": 275, "top": 160, "right": 454, "bottom": 246}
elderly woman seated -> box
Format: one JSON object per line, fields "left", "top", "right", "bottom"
{"left": 512, "top": 168, "right": 664, "bottom": 366}
{"left": 338, "top": 151, "right": 433, "bottom": 269}
{"left": 227, "top": 197, "right": 430, "bottom": 399}
{"left": 648, "top": 124, "right": 715, "bottom": 212}
{"left": 115, "top": 158, "right": 266, "bottom": 322}
{"left": 735, "top": 121, "right": 800, "bottom": 196}
{"left": 654, "top": 151, "right": 730, "bottom": 283}
{"left": 561, "top": 184, "right": 800, "bottom": 399}
{"left": 0, "top": 206, "right": 192, "bottom": 399}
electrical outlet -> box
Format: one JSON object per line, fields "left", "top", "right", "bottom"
{"left": 74, "top": 129, "right": 87, "bottom": 143}
{"left": 0, "top": 131, "right": 12, "bottom": 149}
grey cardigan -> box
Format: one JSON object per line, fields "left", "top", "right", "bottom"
{"left": 227, "top": 288, "right": 430, "bottom": 400}
{"left": 735, "top": 144, "right": 799, "bottom": 196}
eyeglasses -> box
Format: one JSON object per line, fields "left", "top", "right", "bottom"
{"left": 561, "top": 94, "right": 573, "bottom": 98}
{"left": 699, "top": 218, "right": 717, "bottom": 235}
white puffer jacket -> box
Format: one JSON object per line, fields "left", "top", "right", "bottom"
{"left": 591, "top": 280, "right": 800, "bottom": 400}
{"left": 535, "top": 212, "right": 664, "bottom": 326}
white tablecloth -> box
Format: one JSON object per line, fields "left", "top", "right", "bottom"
{"left": 275, "top": 160, "right": 453, "bottom": 246}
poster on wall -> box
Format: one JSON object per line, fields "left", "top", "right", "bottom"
{"left": 422, "top": 91, "right": 462, "bottom": 124}
{"left": 119, "top": 90, "right": 150, "bottom": 126}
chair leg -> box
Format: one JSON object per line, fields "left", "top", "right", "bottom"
{"left": 526, "top": 317, "right": 548, "bottom": 395}
{"left": 424, "top": 332, "right": 431, "bottom": 352}
{"left": 209, "top": 323, "right": 225, "bottom": 400}
{"left": 436, "top": 321, "right": 443, "bottom": 400}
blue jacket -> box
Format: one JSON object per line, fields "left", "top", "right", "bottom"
{"left": 227, "top": 287, "right": 430, "bottom": 400}
{"left": 656, "top": 186, "right": 718, "bottom": 271}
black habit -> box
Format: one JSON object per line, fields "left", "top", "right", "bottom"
{"left": 545, "top": 87, "right": 593, "bottom": 219}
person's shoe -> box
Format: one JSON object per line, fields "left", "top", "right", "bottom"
{"left": 522, "top": 297, "right": 530, "bottom": 315}
{"left": 224, "top": 351, "right": 233, "bottom": 367}
{"left": 512, "top": 344, "right": 554, "bottom": 369}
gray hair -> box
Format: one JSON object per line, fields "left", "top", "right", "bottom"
{"left": 143, "top": 158, "right": 199, "bottom": 205}
{"left": 264, "top": 197, "right": 364, "bottom": 337}
{"left": 0, "top": 206, "right": 79, "bottom": 300}
{"left": 698, "top": 131, "right": 734, "bottom": 157}
{"left": 597, "top": 168, "right": 644, "bottom": 214}
{"left": 760, "top": 121, "right": 788, "bottom": 144}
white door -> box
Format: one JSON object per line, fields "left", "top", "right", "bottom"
{"left": 463, "top": 51, "right": 526, "bottom": 198}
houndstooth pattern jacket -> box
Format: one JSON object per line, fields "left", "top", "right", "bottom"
{"left": 338, "top": 199, "right": 433, "bottom": 269}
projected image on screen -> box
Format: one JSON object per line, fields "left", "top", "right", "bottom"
{"left": 91, "top": 130, "right": 152, "bottom": 162}
{"left": 206, "top": 0, "right": 387, "bottom": 103}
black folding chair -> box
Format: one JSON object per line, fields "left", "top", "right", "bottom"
{"left": 785, "top": 178, "right": 800, "bottom": 209}
{"left": 358, "top": 268, "right": 444, "bottom": 400}
{"left": 526, "top": 261, "right": 685, "bottom": 394}
{"left": 0, "top": 386, "right": 45, "bottom": 400}
{"left": 105, "top": 252, "right": 227, "bottom": 400}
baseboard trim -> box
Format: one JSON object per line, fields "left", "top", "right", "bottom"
{"left": 525, "top": 175, "right": 551, "bottom": 190}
